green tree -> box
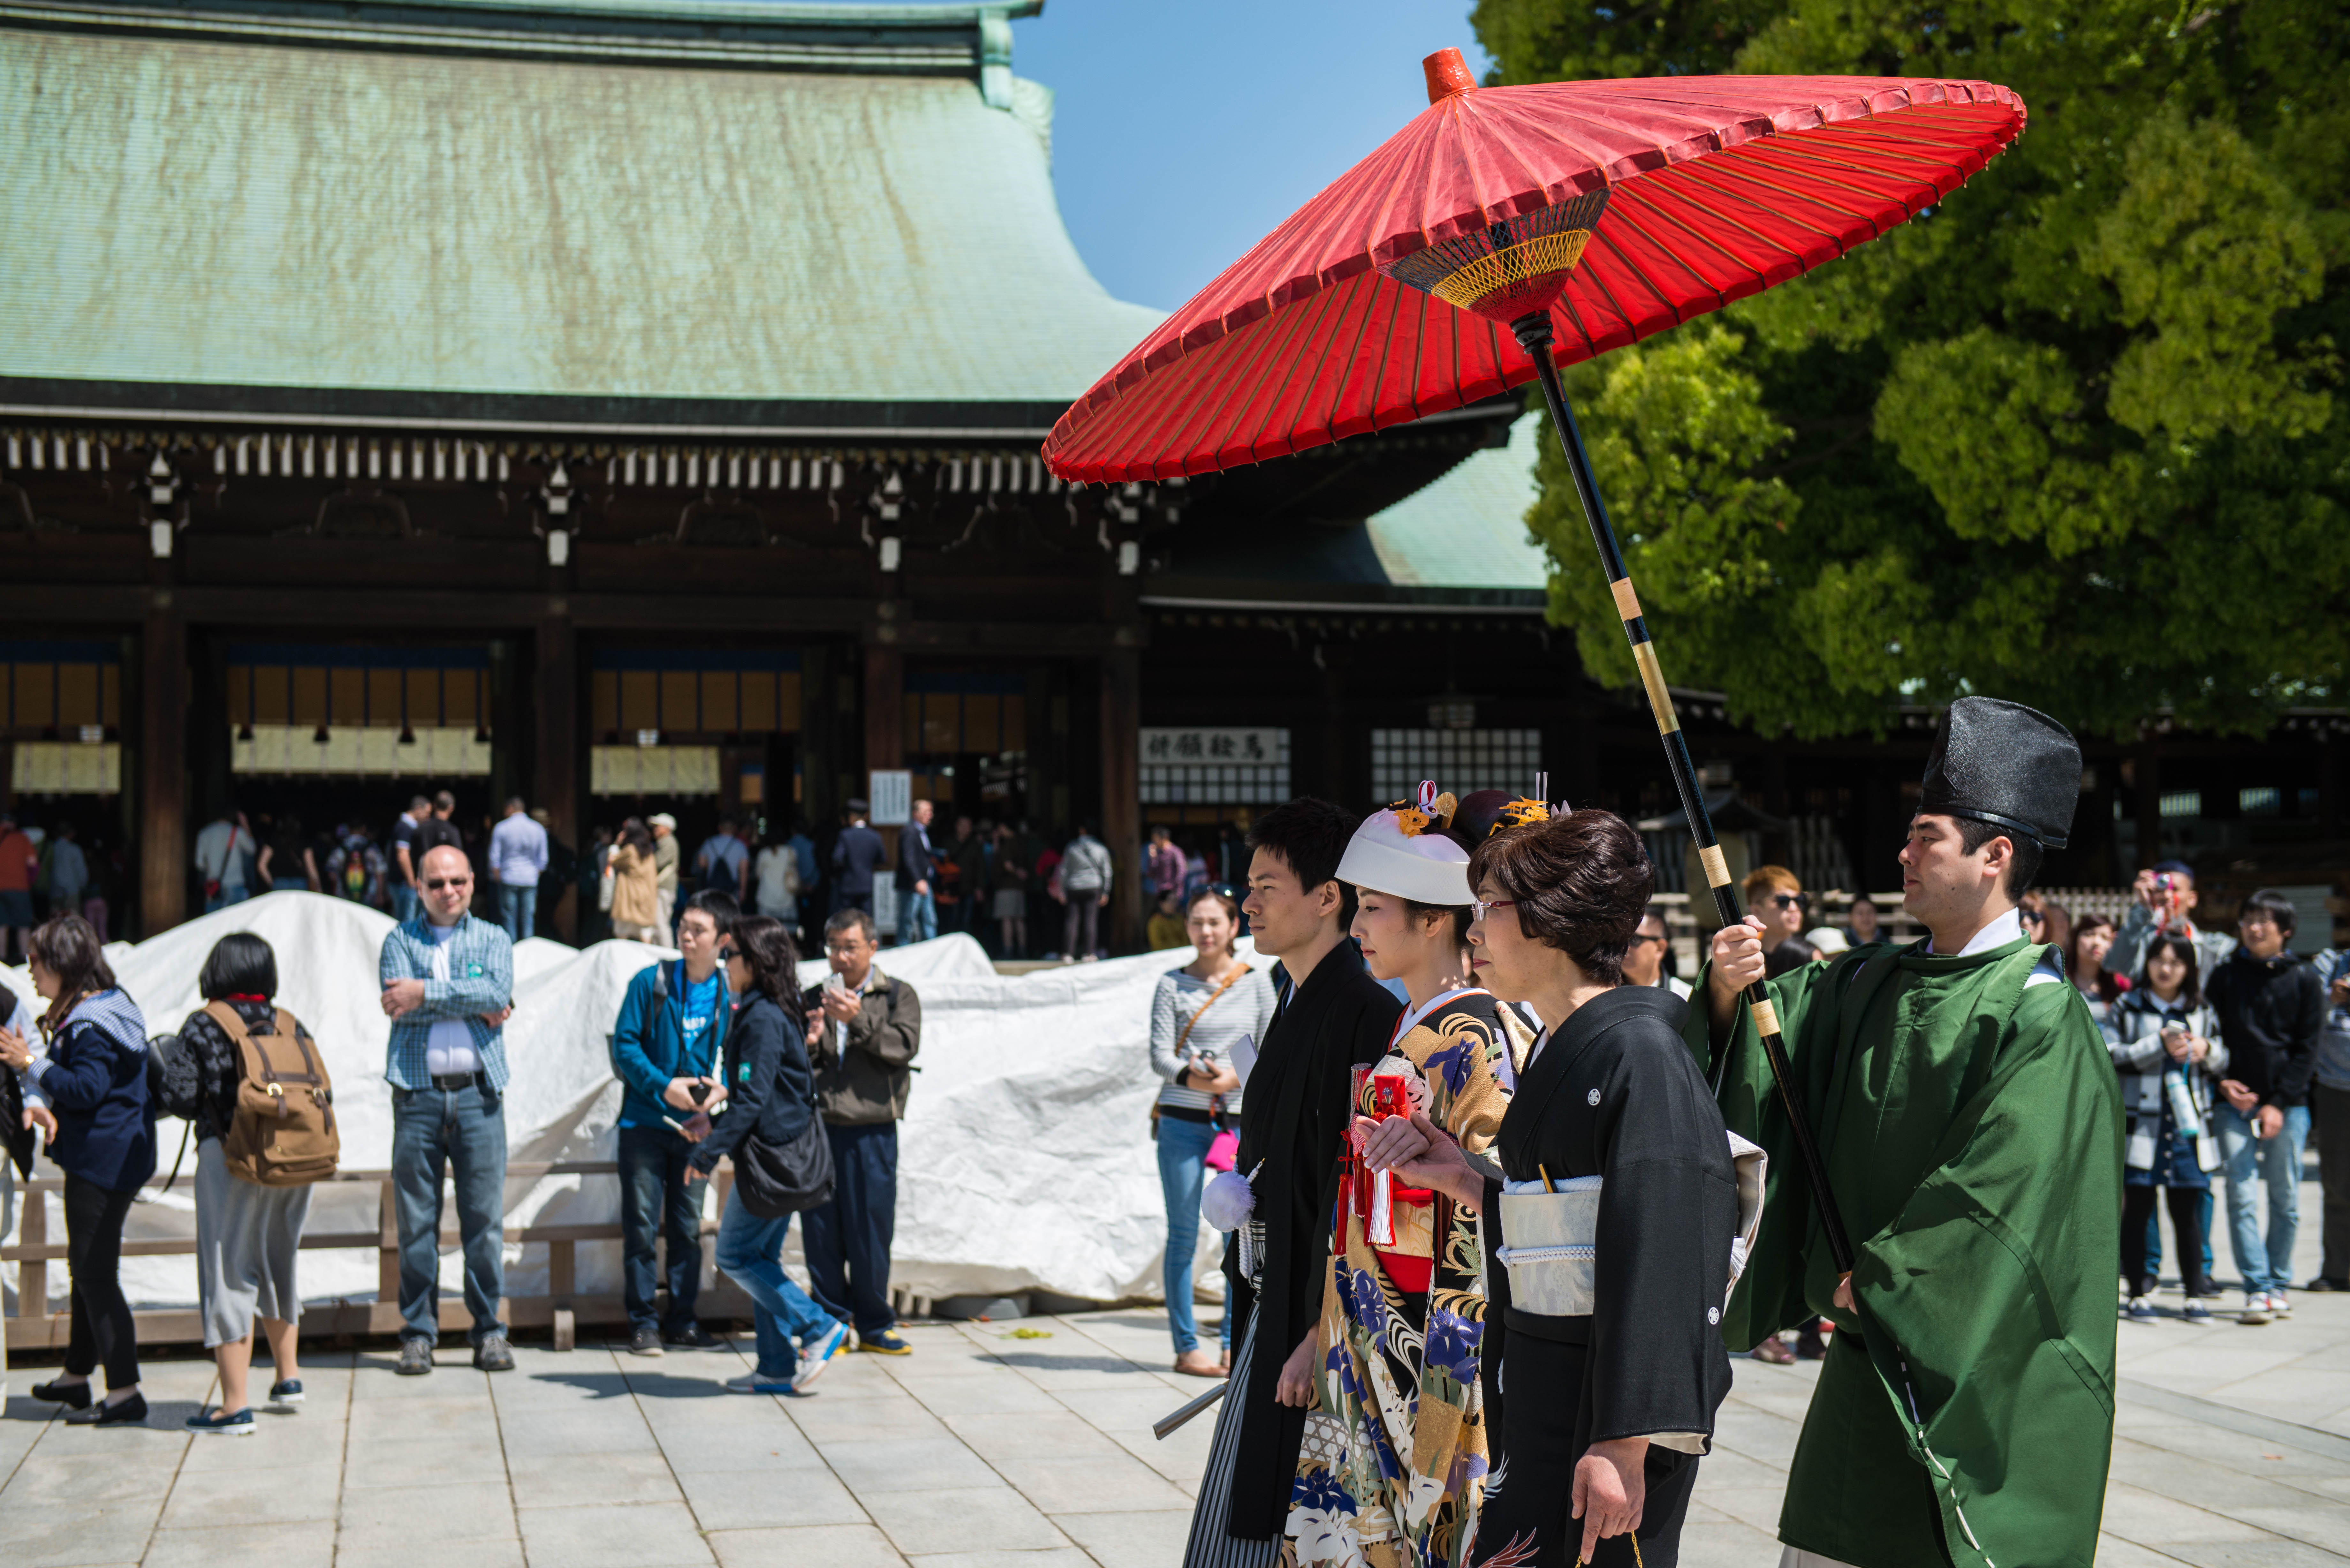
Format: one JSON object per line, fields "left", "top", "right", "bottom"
{"left": 1475, "top": 0, "right": 2350, "bottom": 739}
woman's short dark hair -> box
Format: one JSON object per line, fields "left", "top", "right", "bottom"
{"left": 2241, "top": 887, "right": 2299, "bottom": 937}
{"left": 28, "top": 913, "right": 118, "bottom": 1029}
{"left": 199, "top": 932, "right": 278, "bottom": 1002}
{"left": 2142, "top": 932, "right": 2204, "bottom": 1009}
{"left": 729, "top": 915, "right": 802, "bottom": 1007}
{"left": 1467, "top": 809, "right": 1653, "bottom": 986}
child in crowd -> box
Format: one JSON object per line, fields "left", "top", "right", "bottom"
{"left": 2110, "top": 933, "right": 2226, "bottom": 1321}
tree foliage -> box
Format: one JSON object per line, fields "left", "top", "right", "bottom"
{"left": 1473, "top": 0, "right": 2350, "bottom": 738}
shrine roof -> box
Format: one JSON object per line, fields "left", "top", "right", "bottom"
{"left": 0, "top": 0, "right": 1163, "bottom": 433}
{"left": 1364, "top": 411, "right": 1550, "bottom": 592}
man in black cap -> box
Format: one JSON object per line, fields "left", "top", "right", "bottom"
{"left": 1690, "top": 697, "right": 2122, "bottom": 1568}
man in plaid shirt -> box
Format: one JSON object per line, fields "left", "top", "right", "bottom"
{"left": 379, "top": 843, "right": 516, "bottom": 1375}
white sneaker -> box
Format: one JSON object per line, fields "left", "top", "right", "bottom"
{"left": 2240, "top": 1292, "right": 2273, "bottom": 1325}
{"left": 2267, "top": 1288, "right": 2292, "bottom": 1318}
{"left": 797, "top": 1320, "right": 850, "bottom": 1388}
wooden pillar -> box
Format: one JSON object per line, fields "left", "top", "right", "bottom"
{"left": 535, "top": 613, "right": 578, "bottom": 939}
{"left": 2321, "top": 726, "right": 2343, "bottom": 841}
{"left": 2134, "top": 738, "right": 2163, "bottom": 871}
{"left": 863, "top": 643, "right": 903, "bottom": 776}
{"left": 140, "top": 595, "right": 186, "bottom": 935}
{"left": 1102, "top": 642, "right": 1142, "bottom": 953}
{"left": 862, "top": 643, "right": 905, "bottom": 911}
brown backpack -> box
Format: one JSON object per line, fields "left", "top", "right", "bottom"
{"left": 212, "top": 1001, "right": 340, "bottom": 1186}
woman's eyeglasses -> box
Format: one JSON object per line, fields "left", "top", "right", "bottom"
{"left": 1471, "top": 897, "right": 1516, "bottom": 923}
{"left": 716, "top": 947, "right": 740, "bottom": 963}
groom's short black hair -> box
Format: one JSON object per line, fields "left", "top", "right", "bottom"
{"left": 1247, "top": 798, "right": 1361, "bottom": 921}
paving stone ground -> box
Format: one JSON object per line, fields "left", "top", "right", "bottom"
{"left": 3, "top": 1189, "right": 2346, "bottom": 1565}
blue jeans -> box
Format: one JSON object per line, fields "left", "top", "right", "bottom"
{"left": 205, "top": 884, "right": 251, "bottom": 914}
{"left": 392, "top": 884, "right": 421, "bottom": 923}
{"left": 497, "top": 883, "right": 536, "bottom": 942}
{"left": 618, "top": 1123, "right": 702, "bottom": 1333}
{"left": 1157, "top": 1114, "right": 1230, "bottom": 1355}
{"left": 802, "top": 1122, "right": 899, "bottom": 1336}
{"left": 903, "top": 889, "right": 937, "bottom": 944}
{"left": 715, "top": 1188, "right": 839, "bottom": 1379}
{"left": 390, "top": 1079, "right": 508, "bottom": 1344}
{"left": 2215, "top": 1101, "right": 2312, "bottom": 1294}
{"left": 271, "top": 877, "right": 308, "bottom": 893}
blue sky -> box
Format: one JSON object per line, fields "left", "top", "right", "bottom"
{"left": 1011, "top": 2, "right": 1491, "bottom": 313}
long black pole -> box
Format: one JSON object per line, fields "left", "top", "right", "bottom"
{"left": 1512, "top": 311, "right": 1857, "bottom": 1278}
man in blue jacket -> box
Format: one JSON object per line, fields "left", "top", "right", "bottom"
{"left": 609, "top": 890, "right": 737, "bottom": 1356}
{"left": 380, "top": 845, "right": 515, "bottom": 1375}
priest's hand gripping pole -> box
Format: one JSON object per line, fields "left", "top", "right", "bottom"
{"left": 1512, "top": 310, "right": 1857, "bottom": 1279}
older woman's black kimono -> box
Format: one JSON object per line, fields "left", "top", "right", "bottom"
{"left": 1474, "top": 986, "right": 1735, "bottom": 1568}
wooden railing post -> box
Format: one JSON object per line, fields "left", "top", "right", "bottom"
{"left": 20, "top": 1181, "right": 46, "bottom": 1324}
{"left": 549, "top": 1239, "right": 576, "bottom": 1353}
{"left": 376, "top": 1176, "right": 400, "bottom": 1335}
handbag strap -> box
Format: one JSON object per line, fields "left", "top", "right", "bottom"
{"left": 1173, "top": 963, "right": 1250, "bottom": 1059}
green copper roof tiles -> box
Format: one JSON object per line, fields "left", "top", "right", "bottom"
{"left": 0, "top": 24, "right": 1160, "bottom": 406}
{"left": 1366, "top": 411, "right": 1552, "bottom": 591}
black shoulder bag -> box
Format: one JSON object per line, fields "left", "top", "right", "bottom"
{"left": 731, "top": 997, "right": 835, "bottom": 1218}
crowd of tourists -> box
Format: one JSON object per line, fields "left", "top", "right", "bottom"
{"left": 0, "top": 830, "right": 927, "bottom": 1428}
{"left": 822, "top": 796, "right": 1121, "bottom": 962}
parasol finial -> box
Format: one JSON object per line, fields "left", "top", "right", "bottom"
{"left": 1423, "top": 49, "right": 1477, "bottom": 104}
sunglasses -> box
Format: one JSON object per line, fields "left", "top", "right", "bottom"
{"left": 424, "top": 877, "right": 470, "bottom": 891}
{"left": 1771, "top": 893, "right": 1808, "bottom": 909}
{"left": 1629, "top": 931, "right": 1666, "bottom": 946}
{"left": 716, "top": 947, "right": 739, "bottom": 962}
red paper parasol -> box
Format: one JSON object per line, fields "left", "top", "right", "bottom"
{"left": 1046, "top": 57, "right": 2022, "bottom": 481}
{"left": 1047, "top": 53, "right": 2029, "bottom": 1288}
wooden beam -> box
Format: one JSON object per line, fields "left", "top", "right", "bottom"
{"left": 1101, "top": 644, "right": 1141, "bottom": 953}
{"left": 0, "top": 584, "right": 1139, "bottom": 652}
{"left": 139, "top": 596, "right": 186, "bottom": 934}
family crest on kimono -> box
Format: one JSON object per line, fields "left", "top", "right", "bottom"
{"left": 1285, "top": 788, "right": 1538, "bottom": 1568}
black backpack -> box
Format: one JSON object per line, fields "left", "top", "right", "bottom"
{"left": 148, "top": 1030, "right": 201, "bottom": 1122}
{"left": 146, "top": 1029, "right": 203, "bottom": 1194}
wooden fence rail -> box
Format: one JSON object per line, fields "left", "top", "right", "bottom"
{"left": 3, "top": 1159, "right": 750, "bottom": 1353}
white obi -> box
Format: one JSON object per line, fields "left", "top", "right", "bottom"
{"left": 1492, "top": 1131, "right": 1769, "bottom": 1318}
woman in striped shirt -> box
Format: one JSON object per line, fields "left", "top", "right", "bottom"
{"left": 1151, "top": 887, "right": 1277, "bottom": 1377}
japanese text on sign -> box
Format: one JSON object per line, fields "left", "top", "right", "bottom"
{"left": 1139, "top": 728, "right": 1283, "bottom": 765}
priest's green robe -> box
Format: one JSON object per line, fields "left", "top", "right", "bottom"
{"left": 1686, "top": 937, "right": 2121, "bottom": 1568}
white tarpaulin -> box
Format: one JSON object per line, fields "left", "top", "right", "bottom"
{"left": 4, "top": 893, "right": 1235, "bottom": 1315}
